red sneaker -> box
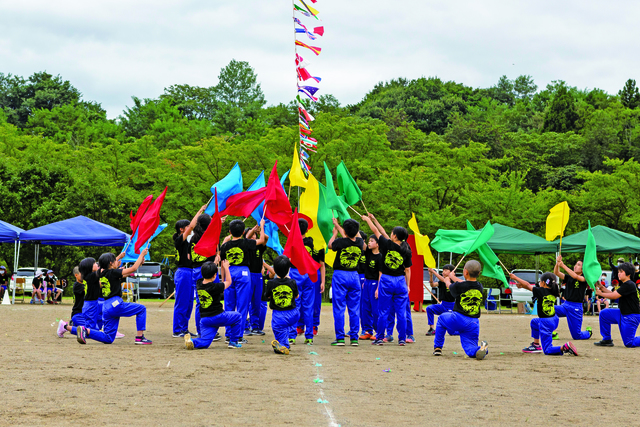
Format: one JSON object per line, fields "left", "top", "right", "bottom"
{"left": 296, "top": 327, "right": 304, "bottom": 336}
{"left": 313, "top": 327, "right": 318, "bottom": 336}
{"left": 359, "top": 332, "right": 373, "bottom": 340}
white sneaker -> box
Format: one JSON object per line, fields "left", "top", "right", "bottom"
{"left": 57, "top": 320, "right": 67, "bottom": 338}
{"left": 115, "top": 332, "right": 125, "bottom": 339}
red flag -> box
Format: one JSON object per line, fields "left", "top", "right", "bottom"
{"left": 194, "top": 189, "right": 222, "bottom": 258}
{"left": 284, "top": 209, "right": 320, "bottom": 282}
{"left": 221, "top": 187, "right": 267, "bottom": 218}
{"left": 130, "top": 194, "right": 153, "bottom": 233}
{"left": 264, "top": 162, "right": 293, "bottom": 227}
{"left": 135, "top": 187, "right": 167, "bottom": 253}
{"left": 313, "top": 26, "right": 324, "bottom": 36}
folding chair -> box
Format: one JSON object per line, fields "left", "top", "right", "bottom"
{"left": 484, "top": 288, "right": 501, "bottom": 313}
{"left": 13, "top": 278, "right": 25, "bottom": 303}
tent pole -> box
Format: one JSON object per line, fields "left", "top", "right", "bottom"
{"left": 535, "top": 255, "right": 540, "bottom": 283}
{"left": 449, "top": 252, "right": 452, "bottom": 264}
{"left": 12, "top": 241, "right": 16, "bottom": 304}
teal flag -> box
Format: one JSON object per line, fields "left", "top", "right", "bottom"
{"left": 467, "top": 220, "right": 509, "bottom": 288}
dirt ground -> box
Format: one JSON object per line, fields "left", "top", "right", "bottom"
{"left": 1, "top": 301, "right": 639, "bottom": 427}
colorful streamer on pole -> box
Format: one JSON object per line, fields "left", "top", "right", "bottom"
{"left": 293, "top": 0, "right": 323, "bottom": 174}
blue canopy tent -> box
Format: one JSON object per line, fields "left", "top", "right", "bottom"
{"left": 0, "top": 220, "right": 25, "bottom": 304}
{"left": 17, "top": 216, "right": 129, "bottom": 304}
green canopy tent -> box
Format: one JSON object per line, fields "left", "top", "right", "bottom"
{"left": 558, "top": 225, "right": 640, "bottom": 254}
{"left": 486, "top": 224, "right": 558, "bottom": 255}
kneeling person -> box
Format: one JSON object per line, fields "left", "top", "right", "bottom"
{"left": 433, "top": 260, "right": 488, "bottom": 359}
{"left": 185, "top": 260, "right": 243, "bottom": 350}
{"left": 264, "top": 255, "right": 300, "bottom": 355}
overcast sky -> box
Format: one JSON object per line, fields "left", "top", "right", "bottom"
{"left": 1, "top": 0, "right": 639, "bottom": 119}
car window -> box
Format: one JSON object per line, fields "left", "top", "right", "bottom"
{"left": 137, "top": 264, "right": 161, "bottom": 274}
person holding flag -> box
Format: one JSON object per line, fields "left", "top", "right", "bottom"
{"left": 553, "top": 256, "right": 593, "bottom": 340}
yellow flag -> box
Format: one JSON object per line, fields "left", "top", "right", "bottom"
{"left": 408, "top": 212, "right": 436, "bottom": 268}
{"left": 289, "top": 143, "right": 308, "bottom": 188}
{"left": 545, "top": 201, "right": 570, "bottom": 241}
{"left": 300, "top": 174, "right": 326, "bottom": 249}
{"left": 325, "top": 249, "right": 337, "bottom": 267}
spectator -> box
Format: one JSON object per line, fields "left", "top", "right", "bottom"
{"left": 0, "top": 266, "right": 9, "bottom": 301}
{"left": 595, "top": 274, "right": 611, "bottom": 314}
{"left": 31, "top": 271, "right": 45, "bottom": 304}
{"left": 45, "top": 270, "right": 62, "bottom": 304}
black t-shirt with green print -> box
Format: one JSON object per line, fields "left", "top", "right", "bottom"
{"left": 450, "top": 280, "right": 484, "bottom": 319}
{"left": 173, "top": 233, "right": 193, "bottom": 269}
{"left": 304, "top": 237, "right": 325, "bottom": 264}
{"left": 263, "top": 277, "right": 299, "bottom": 310}
{"left": 377, "top": 236, "right": 412, "bottom": 277}
{"left": 71, "top": 281, "right": 85, "bottom": 317}
{"left": 101, "top": 268, "right": 124, "bottom": 300}
{"left": 438, "top": 280, "right": 456, "bottom": 303}
{"left": 562, "top": 276, "right": 588, "bottom": 303}
{"left": 617, "top": 280, "right": 640, "bottom": 315}
{"left": 191, "top": 240, "right": 216, "bottom": 268}
{"left": 331, "top": 237, "right": 364, "bottom": 271}
{"left": 248, "top": 243, "right": 267, "bottom": 274}
{"left": 220, "top": 238, "right": 256, "bottom": 268}
{"left": 197, "top": 279, "right": 224, "bottom": 317}
{"left": 362, "top": 248, "right": 382, "bottom": 281}
{"left": 83, "top": 271, "right": 101, "bottom": 301}
{"left": 532, "top": 286, "right": 556, "bottom": 318}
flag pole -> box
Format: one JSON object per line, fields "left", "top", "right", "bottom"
{"left": 159, "top": 291, "right": 175, "bottom": 308}
{"left": 453, "top": 255, "right": 466, "bottom": 273}
{"left": 422, "top": 283, "right": 440, "bottom": 304}
{"left": 348, "top": 205, "right": 362, "bottom": 217}
{"left": 360, "top": 199, "right": 370, "bottom": 215}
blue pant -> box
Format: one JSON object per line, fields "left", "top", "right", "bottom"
{"left": 360, "top": 279, "right": 379, "bottom": 334}
{"left": 331, "top": 270, "right": 361, "bottom": 340}
{"left": 192, "top": 267, "right": 203, "bottom": 336}
{"left": 599, "top": 308, "right": 640, "bottom": 347}
{"left": 224, "top": 266, "right": 252, "bottom": 336}
{"left": 376, "top": 274, "right": 409, "bottom": 342}
{"left": 434, "top": 311, "right": 481, "bottom": 357}
{"left": 405, "top": 300, "right": 414, "bottom": 336}
{"left": 86, "top": 297, "right": 146, "bottom": 344}
{"left": 173, "top": 267, "right": 195, "bottom": 334}
{"left": 97, "top": 299, "right": 104, "bottom": 330}
{"left": 272, "top": 308, "right": 300, "bottom": 349}
{"left": 290, "top": 268, "right": 315, "bottom": 340}
{"left": 427, "top": 301, "right": 455, "bottom": 326}
{"left": 313, "top": 271, "right": 322, "bottom": 328}
{"left": 193, "top": 311, "right": 242, "bottom": 348}
{"left": 68, "top": 313, "right": 88, "bottom": 335}
{"left": 555, "top": 301, "right": 590, "bottom": 340}
{"left": 531, "top": 316, "right": 562, "bottom": 355}
{"left": 82, "top": 300, "right": 102, "bottom": 330}
{"left": 249, "top": 272, "right": 267, "bottom": 331}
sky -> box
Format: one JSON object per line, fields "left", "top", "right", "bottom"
{"left": 1, "top": 0, "right": 639, "bottom": 119}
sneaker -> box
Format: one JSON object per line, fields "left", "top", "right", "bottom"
{"left": 239, "top": 338, "right": 248, "bottom": 344}
{"left": 289, "top": 338, "right": 296, "bottom": 345}
{"left": 562, "top": 341, "right": 578, "bottom": 356}
{"left": 350, "top": 339, "right": 359, "bottom": 346}
{"left": 296, "top": 327, "right": 304, "bottom": 336}
{"left": 331, "top": 339, "right": 345, "bottom": 346}
{"left": 135, "top": 335, "right": 152, "bottom": 345}
{"left": 552, "top": 331, "right": 559, "bottom": 340}
{"left": 372, "top": 339, "right": 383, "bottom": 345}
{"left": 398, "top": 340, "right": 406, "bottom": 346}
{"left": 212, "top": 335, "right": 221, "bottom": 342}
{"left": 252, "top": 329, "right": 266, "bottom": 336}
{"left": 406, "top": 335, "right": 415, "bottom": 343}
{"left": 383, "top": 336, "right": 394, "bottom": 343}
{"left": 586, "top": 326, "right": 593, "bottom": 339}
{"left": 425, "top": 329, "right": 435, "bottom": 336}
{"left": 184, "top": 333, "right": 194, "bottom": 350}
{"left": 225, "top": 336, "right": 230, "bottom": 343}
{"left": 594, "top": 339, "right": 614, "bottom": 347}
{"left": 30, "top": 299, "right": 35, "bottom": 304}
{"left": 313, "top": 326, "right": 318, "bottom": 336}
{"left": 304, "top": 339, "right": 313, "bottom": 345}
{"left": 272, "top": 340, "right": 289, "bottom": 355}
{"left": 115, "top": 332, "right": 125, "bottom": 339}
{"left": 522, "top": 343, "right": 542, "bottom": 353}
{"left": 359, "top": 332, "right": 374, "bottom": 340}
{"left": 475, "top": 341, "right": 488, "bottom": 360}
{"left": 243, "top": 328, "right": 251, "bottom": 335}
{"left": 40, "top": 300, "right": 45, "bottom": 305}
{"left": 433, "top": 347, "right": 442, "bottom": 356}
{"left": 57, "top": 320, "right": 67, "bottom": 338}
{"left": 186, "top": 331, "right": 198, "bottom": 338}
{"left": 77, "top": 326, "right": 87, "bottom": 345}
{"left": 228, "top": 341, "right": 242, "bottom": 349}
{"left": 172, "top": 332, "right": 183, "bottom": 338}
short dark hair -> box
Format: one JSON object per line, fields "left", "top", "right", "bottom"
{"left": 78, "top": 258, "right": 95, "bottom": 280}
{"left": 274, "top": 255, "right": 291, "bottom": 278}
{"left": 229, "top": 219, "right": 245, "bottom": 237}
{"left": 174, "top": 219, "right": 190, "bottom": 233}
{"left": 442, "top": 264, "right": 455, "bottom": 272}
{"left": 201, "top": 261, "right": 218, "bottom": 280}
{"left": 98, "top": 253, "right": 117, "bottom": 271}
{"left": 392, "top": 226, "right": 408, "bottom": 241}
{"left": 368, "top": 234, "right": 378, "bottom": 244}
{"left": 343, "top": 219, "right": 360, "bottom": 238}
{"left": 358, "top": 230, "right": 367, "bottom": 240}
{"left": 619, "top": 262, "right": 635, "bottom": 278}
{"left": 298, "top": 218, "right": 309, "bottom": 235}
{"left": 464, "top": 260, "right": 482, "bottom": 278}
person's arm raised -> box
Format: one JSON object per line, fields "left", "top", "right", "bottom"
{"left": 361, "top": 215, "right": 381, "bottom": 239}
{"left": 428, "top": 267, "right": 446, "bottom": 283}
{"left": 509, "top": 273, "right": 534, "bottom": 291}
{"left": 183, "top": 205, "right": 207, "bottom": 241}
{"left": 554, "top": 256, "right": 565, "bottom": 280}
{"left": 221, "top": 260, "right": 232, "bottom": 289}
{"left": 123, "top": 249, "right": 148, "bottom": 277}
{"left": 370, "top": 214, "right": 390, "bottom": 240}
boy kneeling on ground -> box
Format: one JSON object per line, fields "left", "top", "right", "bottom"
{"left": 264, "top": 255, "right": 300, "bottom": 355}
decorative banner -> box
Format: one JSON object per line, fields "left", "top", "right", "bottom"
{"left": 293, "top": 0, "right": 323, "bottom": 174}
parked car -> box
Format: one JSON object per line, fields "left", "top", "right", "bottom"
{"left": 130, "top": 262, "right": 174, "bottom": 298}
{"left": 10, "top": 267, "right": 48, "bottom": 294}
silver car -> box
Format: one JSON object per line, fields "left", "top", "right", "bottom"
{"left": 130, "top": 262, "right": 174, "bottom": 298}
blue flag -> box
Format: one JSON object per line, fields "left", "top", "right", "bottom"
{"left": 121, "top": 223, "right": 168, "bottom": 263}
{"left": 205, "top": 163, "right": 243, "bottom": 215}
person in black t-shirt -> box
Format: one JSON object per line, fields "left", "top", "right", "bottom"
{"left": 358, "top": 235, "right": 382, "bottom": 341}
{"left": 44, "top": 270, "right": 62, "bottom": 304}
{"left": 0, "top": 266, "right": 9, "bottom": 301}
{"left": 594, "top": 262, "right": 640, "bottom": 347}
{"left": 31, "top": 271, "right": 45, "bottom": 304}
{"left": 57, "top": 266, "right": 89, "bottom": 338}
{"left": 425, "top": 265, "right": 461, "bottom": 336}
{"left": 184, "top": 260, "right": 243, "bottom": 349}
{"left": 220, "top": 219, "right": 267, "bottom": 341}
{"left": 262, "top": 255, "right": 300, "bottom": 355}
{"left": 428, "top": 260, "right": 489, "bottom": 359}
{"left": 553, "top": 256, "right": 592, "bottom": 340}
{"left": 76, "top": 249, "right": 152, "bottom": 346}
{"left": 511, "top": 272, "right": 578, "bottom": 356}
{"left": 245, "top": 223, "right": 269, "bottom": 336}
{"left": 328, "top": 217, "right": 364, "bottom": 346}
{"left": 172, "top": 205, "right": 206, "bottom": 338}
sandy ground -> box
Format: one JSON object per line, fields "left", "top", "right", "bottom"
{"left": 1, "top": 301, "right": 639, "bottom": 427}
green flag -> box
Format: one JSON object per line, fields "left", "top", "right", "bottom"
{"left": 467, "top": 220, "right": 509, "bottom": 288}
{"left": 466, "top": 221, "right": 495, "bottom": 255}
{"left": 316, "top": 181, "right": 335, "bottom": 245}
{"left": 430, "top": 222, "right": 495, "bottom": 255}
{"left": 336, "top": 161, "right": 362, "bottom": 206}
{"left": 583, "top": 221, "right": 601, "bottom": 290}
{"left": 323, "top": 162, "right": 350, "bottom": 223}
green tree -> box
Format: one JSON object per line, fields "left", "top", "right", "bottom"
{"left": 543, "top": 85, "right": 579, "bottom": 132}
{"left": 514, "top": 75, "right": 538, "bottom": 100}
{"left": 618, "top": 79, "right": 640, "bottom": 109}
